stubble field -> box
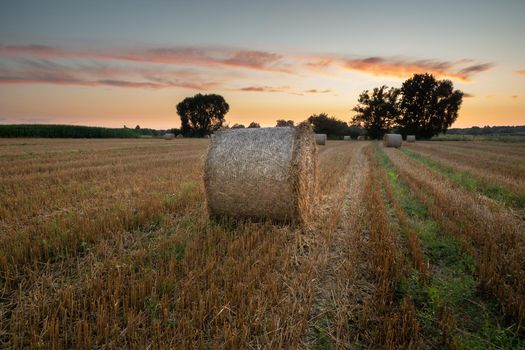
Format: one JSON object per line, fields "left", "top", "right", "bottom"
{"left": 0, "top": 138, "right": 524, "bottom": 349}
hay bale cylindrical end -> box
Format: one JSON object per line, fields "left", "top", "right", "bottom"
{"left": 315, "top": 134, "right": 327, "bottom": 145}
{"left": 383, "top": 134, "right": 402, "bottom": 148}
{"left": 204, "top": 124, "right": 318, "bottom": 225}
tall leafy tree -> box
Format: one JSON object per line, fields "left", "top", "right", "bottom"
{"left": 352, "top": 86, "right": 400, "bottom": 139}
{"left": 308, "top": 113, "right": 349, "bottom": 139}
{"left": 275, "top": 119, "right": 295, "bottom": 127}
{"left": 247, "top": 122, "right": 261, "bottom": 128}
{"left": 398, "top": 73, "right": 463, "bottom": 139}
{"left": 176, "top": 93, "right": 229, "bottom": 137}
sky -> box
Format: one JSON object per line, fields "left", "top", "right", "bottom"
{"left": 0, "top": 0, "right": 524, "bottom": 129}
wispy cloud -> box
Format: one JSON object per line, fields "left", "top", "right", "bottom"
{"left": 0, "top": 44, "right": 288, "bottom": 73}
{"left": 239, "top": 85, "right": 289, "bottom": 92}
{"left": 333, "top": 57, "right": 492, "bottom": 81}
{"left": 463, "top": 92, "right": 475, "bottom": 98}
{"left": 0, "top": 57, "right": 218, "bottom": 90}
{"left": 238, "top": 86, "right": 332, "bottom": 95}
{"left": 0, "top": 43, "right": 494, "bottom": 90}
{"left": 515, "top": 70, "right": 525, "bottom": 75}
{"left": 303, "top": 88, "right": 332, "bottom": 93}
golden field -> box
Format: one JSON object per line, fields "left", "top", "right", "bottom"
{"left": 0, "top": 138, "right": 524, "bottom": 349}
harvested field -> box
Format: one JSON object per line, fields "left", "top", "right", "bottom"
{"left": 1, "top": 138, "right": 524, "bottom": 349}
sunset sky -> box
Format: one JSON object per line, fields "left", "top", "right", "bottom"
{"left": 1, "top": 0, "right": 524, "bottom": 129}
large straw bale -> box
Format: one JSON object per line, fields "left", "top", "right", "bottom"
{"left": 204, "top": 123, "right": 318, "bottom": 224}
{"left": 163, "top": 133, "right": 175, "bottom": 140}
{"left": 343, "top": 136, "right": 351, "bottom": 141}
{"left": 383, "top": 133, "right": 402, "bottom": 148}
{"left": 315, "top": 134, "right": 327, "bottom": 145}
{"left": 176, "top": 134, "right": 184, "bottom": 138}
{"left": 357, "top": 136, "right": 365, "bottom": 141}
{"left": 406, "top": 135, "right": 416, "bottom": 143}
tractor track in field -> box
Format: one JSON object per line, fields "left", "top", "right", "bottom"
{"left": 303, "top": 142, "right": 372, "bottom": 348}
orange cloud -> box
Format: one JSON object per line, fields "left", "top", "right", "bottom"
{"left": 239, "top": 85, "right": 288, "bottom": 92}
{"left": 339, "top": 57, "right": 493, "bottom": 81}
{"left": 515, "top": 70, "right": 525, "bottom": 75}
{"left": 303, "top": 89, "right": 332, "bottom": 93}
{"left": 0, "top": 44, "right": 493, "bottom": 92}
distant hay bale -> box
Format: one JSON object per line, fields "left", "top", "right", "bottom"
{"left": 204, "top": 124, "right": 318, "bottom": 225}
{"left": 315, "top": 134, "right": 327, "bottom": 145}
{"left": 407, "top": 135, "right": 416, "bottom": 143}
{"left": 176, "top": 134, "right": 184, "bottom": 138}
{"left": 204, "top": 134, "right": 210, "bottom": 139}
{"left": 383, "top": 134, "right": 402, "bottom": 148}
{"left": 357, "top": 136, "right": 365, "bottom": 141}
{"left": 343, "top": 136, "right": 351, "bottom": 141}
{"left": 163, "top": 133, "right": 175, "bottom": 140}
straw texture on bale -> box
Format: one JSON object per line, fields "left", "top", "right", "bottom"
{"left": 204, "top": 124, "right": 318, "bottom": 225}
{"left": 407, "top": 135, "right": 416, "bottom": 143}
{"left": 344, "top": 136, "right": 351, "bottom": 141}
{"left": 357, "top": 136, "right": 365, "bottom": 141}
{"left": 163, "top": 133, "right": 175, "bottom": 140}
{"left": 383, "top": 133, "right": 402, "bottom": 148}
{"left": 315, "top": 133, "right": 327, "bottom": 145}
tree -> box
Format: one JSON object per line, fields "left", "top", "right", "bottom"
{"left": 176, "top": 93, "right": 229, "bottom": 137}
{"left": 352, "top": 86, "right": 400, "bottom": 139}
{"left": 231, "top": 123, "right": 245, "bottom": 129}
{"left": 308, "top": 113, "right": 349, "bottom": 139}
{"left": 276, "top": 119, "right": 294, "bottom": 127}
{"left": 347, "top": 124, "right": 365, "bottom": 139}
{"left": 248, "top": 122, "right": 261, "bottom": 128}
{"left": 398, "top": 73, "right": 463, "bottom": 139}
{"left": 135, "top": 125, "right": 140, "bottom": 130}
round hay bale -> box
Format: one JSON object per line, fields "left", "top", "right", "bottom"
{"left": 315, "top": 133, "right": 327, "bottom": 145}
{"left": 343, "top": 136, "right": 351, "bottom": 141}
{"left": 163, "top": 133, "right": 175, "bottom": 140}
{"left": 204, "top": 134, "right": 210, "bottom": 139}
{"left": 176, "top": 134, "right": 184, "bottom": 138}
{"left": 406, "top": 135, "right": 416, "bottom": 143}
{"left": 204, "top": 124, "right": 318, "bottom": 225}
{"left": 357, "top": 136, "right": 365, "bottom": 141}
{"left": 383, "top": 133, "right": 402, "bottom": 148}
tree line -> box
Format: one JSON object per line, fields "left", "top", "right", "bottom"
{"left": 0, "top": 124, "right": 142, "bottom": 138}
{"left": 175, "top": 73, "right": 463, "bottom": 140}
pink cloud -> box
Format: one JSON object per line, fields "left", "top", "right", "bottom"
{"left": 303, "top": 89, "right": 332, "bottom": 93}
{"left": 0, "top": 44, "right": 287, "bottom": 73}
{"left": 239, "top": 85, "right": 288, "bottom": 92}
{"left": 339, "top": 57, "right": 492, "bottom": 81}
{"left": 0, "top": 44, "right": 494, "bottom": 90}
